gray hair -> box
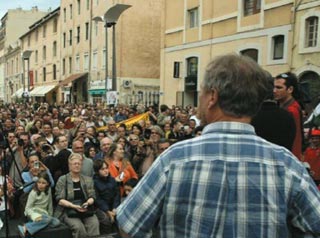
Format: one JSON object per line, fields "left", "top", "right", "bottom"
{"left": 202, "top": 54, "right": 269, "bottom": 117}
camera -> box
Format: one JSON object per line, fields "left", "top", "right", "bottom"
{"left": 144, "top": 129, "right": 151, "bottom": 140}
{"left": 17, "top": 138, "right": 24, "bottom": 146}
{"left": 41, "top": 144, "right": 52, "bottom": 153}
{"left": 34, "top": 161, "right": 40, "bottom": 169}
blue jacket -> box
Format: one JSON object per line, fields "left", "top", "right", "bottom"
{"left": 93, "top": 174, "right": 120, "bottom": 212}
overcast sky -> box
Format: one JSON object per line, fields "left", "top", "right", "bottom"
{"left": 0, "top": 0, "right": 60, "bottom": 20}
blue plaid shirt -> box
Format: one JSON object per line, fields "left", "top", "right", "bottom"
{"left": 117, "top": 122, "right": 320, "bottom": 238}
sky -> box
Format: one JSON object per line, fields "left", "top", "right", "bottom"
{"left": 0, "top": 0, "right": 60, "bottom": 20}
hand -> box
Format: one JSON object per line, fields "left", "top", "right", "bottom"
{"left": 107, "top": 211, "right": 115, "bottom": 223}
{"left": 34, "top": 216, "right": 42, "bottom": 222}
{"left": 39, "top": 160, "right": 48, "bottom": 171}
{"left": 115, "top": 176, "right": 122, "bottom": 182}
{"left": 73, "top": 204, "right": 87, "bottom": 213}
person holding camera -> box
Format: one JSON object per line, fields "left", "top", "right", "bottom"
{"left": 20, "top": 153, "right": 54, "bottom": 217}
{"left": 21, "top": 153, "right": 55, "bottom": 193}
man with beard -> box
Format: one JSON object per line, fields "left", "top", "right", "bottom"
{"left": 116, "top": 54, "right": 320, "bottom": 238}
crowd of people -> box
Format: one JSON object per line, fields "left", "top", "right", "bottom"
{"left": 0, "top": 53, "right": 320, "bottom": 237}
{"left": 0, "top": 99, "right": 203, "bottom": 237}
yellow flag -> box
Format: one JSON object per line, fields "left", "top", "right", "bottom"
{"left": 97, "top": 112, "right": 149, "bottom": 132}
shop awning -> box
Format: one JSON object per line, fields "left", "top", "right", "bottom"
{"left": 60, "top": 72, "right": 88, "bottom": 86}
{"left": 11, "top": 88, "right": 24, "bottom": 98}
{"left": 88, "top": 89, "right": 106, "bottom": 95}
{"left": 29, "top": 85, "right": 56, "bottom": 97}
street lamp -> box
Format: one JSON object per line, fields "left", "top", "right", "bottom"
{"left": 93, "top": 3, "right": 131, "bottom": 95}
{"left": 21, "top": 50, "right": 33, "bottom": 100}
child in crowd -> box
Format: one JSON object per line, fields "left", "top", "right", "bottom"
{"left": 17, "top": 171, "right": 60, "bottom": 237}
{"left": 123, "top": 178, "right": 139, "bottom": 198}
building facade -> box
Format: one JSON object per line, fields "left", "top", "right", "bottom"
{"left": 160, "top": 0, "right": 320, "bottom": 108}
{"left": 59, "top": 0, "right": 161, "bottom": 105}
{"left": 19, "top": 7, "right": 61, "bottom": 104}
{"left": 0, "top": 7, "right": 48, "bottom": 102}
{"left": 4, "top": 0, "right": 161, "bottom": 105}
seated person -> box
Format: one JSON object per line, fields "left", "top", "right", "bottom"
{"left": 93, "top": 160, "right": 120, "bottom": 234}
{"left": 18, "top": 171, "right": 60, "bottom": 237}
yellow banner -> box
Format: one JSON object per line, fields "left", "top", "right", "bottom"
{"left": 97, "top": 112, "right": 149, "bottom": 131}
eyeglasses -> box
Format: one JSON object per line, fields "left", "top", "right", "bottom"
{"left": 129, "top": 138, "right": 139, "bottom": 141}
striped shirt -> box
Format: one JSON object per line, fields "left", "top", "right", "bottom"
{"left": 117, "top": 122, "right": 320, "bottom": 238}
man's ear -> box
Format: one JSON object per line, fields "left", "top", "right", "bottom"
{"left": 287, "top": 86, "right": 294, "bottom": 94}
{"left": 207, "top": 89, "right": 218, "bottom": 110}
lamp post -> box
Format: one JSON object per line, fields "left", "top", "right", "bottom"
{"left": 93, "top": 3, "right": 131, "bottom": 96}
{"left": 92, "top": 16, "right": 109, "bottom": 96}
{"left": 21, "top": 50, "right": 33, "bottom": 101}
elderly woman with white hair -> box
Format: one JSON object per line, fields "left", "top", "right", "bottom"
{"left": 54, "top": 153, "right": 99, "bottom": 238}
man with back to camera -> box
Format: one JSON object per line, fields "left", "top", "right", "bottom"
{"left": 274, "top": 72, "right": 303, "bottom": 160}
{"left": 116, "top": 54, "right": 320, "bottom": 238}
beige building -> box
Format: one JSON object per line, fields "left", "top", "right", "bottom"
{"left": 4, "top": 0, "right": 161, "bottom": 105}
{"left": 18, "top": 7, "right": 61, "bottom": 103}
{"left": 291, "top": 0, "right": 320, "bottom": 110}
{"left": 160, "top": 0, "right": 320, "bottom": 108}
{"left": 0, "top": 7, "right": 48, "bottom": 102}
{"left": 59, "top": 0, "right": 161, "bottom": 105}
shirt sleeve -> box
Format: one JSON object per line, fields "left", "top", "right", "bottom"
{"left": 288, "top": 169, "right": 320, "bottom": 235}
{"left": 116, "top": 157, "right": 167, "bottom": 237}
{"left": 22, "top": 172, "right": 33, "bottom": 193}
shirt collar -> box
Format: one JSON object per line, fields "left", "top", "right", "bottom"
{"left": 202, "top": 121, "right": 256, "bottom": 136}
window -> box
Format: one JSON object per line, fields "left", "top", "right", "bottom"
{"left": 69, "top": 57, "right": 72, "bottom": 73}
{"left": 240, "top": 48, "right": 258, "bottom": 62}
{"left": 95, "top": 22, "right": 98, "bottom": 36}
{"left": 96, "top": 0, "right": 99, "bottom": 5}
{"left": 15, "top": 58, "right": 18, "bottom": 73}
{"left": 62, "top": 58, "right": 66, "bottom": 75}
{"left": 69, "top": 30, "right": 72, "bottom": 46}
{"left": 185, "top": 57, "right": 198, "bottom": 93}
{"left": 173, "top": 62, "right": 180, "bottom": 78}
{"left": 187, "top": 57, "right": 198, "bottom": 76}
{"left": 76, "top": 55, "right": 80, "bottom": 71}
{"left": 35, "top": 50, "right": 38, "bottom": 63}
{"left": 102, "top": 49, "right": 106, "bottom": 69}
{"left": 77, "top": 26, "right": 80, "bottom": 43}
{"left": 63, "top": 33, "right": 66, "bottom": 48}
{"left": 85, "top": 22, "right": 89, "bottom": 40}
{"left": 63, "top": 8, "right": 66, "bottom": 22}
{"left": 35, "top": 70, "right": 38, "bottom": 83}
{"left": 87, "top": 0, "right": 90, "bottom": 10}
{"left": 306, "top": 17, "right": 318, "bottom": 47}
{"left": 27, "top": 35, "right": 31, "bottom": 46}
{"left": 84, "top": 53, "right": 89, "bottom": 71}
{"left": 35, "top": 30, "right": 39, "bottom": 42}
{"left": 93, "top": 51, "right": 97, "bottom": 70}
{"left": 273, "top": 35, "right": 284, "bottom": 60}
{"left": 43, "top": 46, "right": 46, "bottom": 60}
{"left": 77, "top": 0, "right": 81, "bottom": 15}
{"left": 70, "top": 4, "right": 73, "bottom": 19}
{"left": 244, "top": 0, "right": 261, "bottom": 16}
{"left": 53, "top": 18, "right": 58, "bottom": 33}
{"left": 188, "top": 8, "right": 199, "bottom": 28}
{"left": 43, "top": 67, "right": 46, "bottom": 82}
{"left": 43, "top": 24, "right": 47, "bottom": 38}
{"left": 53, "top": 64, "right": 57, "bottom": 80}
{"left": 53, "top": 41, "right": 57, "bottom": 57}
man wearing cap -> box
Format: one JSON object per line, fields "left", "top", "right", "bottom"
{"left": 274, "top": 72, "right": 303, "bottom": 159}
{"left": 303, "top": 129, "right": 320, "bottom": 184}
